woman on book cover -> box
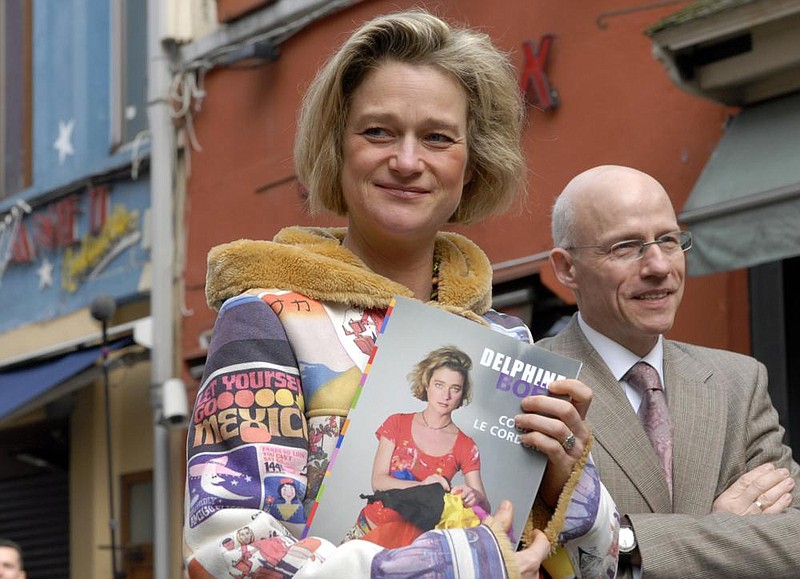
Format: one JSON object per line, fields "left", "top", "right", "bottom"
{"left": 352, "top": 346, "right": 491, "bottom": 547}
{"left": 184, "top": 9, "right": 619, "bottom": 579}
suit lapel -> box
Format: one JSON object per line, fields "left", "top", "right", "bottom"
{"left": 664, "top": 341, "right": 727, "bottom": 514}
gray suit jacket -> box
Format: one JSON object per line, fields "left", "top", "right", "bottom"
{"left": 538, "top": 315, "right": 800, "bottom": 578}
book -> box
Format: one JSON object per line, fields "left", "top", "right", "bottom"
{"left": 303, "top": 296, "right": 582, "bottom": 549}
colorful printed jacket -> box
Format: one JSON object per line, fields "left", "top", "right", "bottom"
{"left": 184, "top": 226, "right": 618, "bottom": 578}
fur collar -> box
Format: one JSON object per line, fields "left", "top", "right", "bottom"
{"left": 205, "top": 226, "right": 493, "bottom": 316}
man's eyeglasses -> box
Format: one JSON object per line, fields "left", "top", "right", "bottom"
{"left": 566, "top": 230, "right": 692, "bottom": 261}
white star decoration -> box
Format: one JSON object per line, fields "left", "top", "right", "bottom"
{"left": 54, "top": 119, "right": 75, "bottom": 164}
{"left": 37, "top": 258, "right": 54, "bottom": 289}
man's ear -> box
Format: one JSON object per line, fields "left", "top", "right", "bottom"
{"left": 549, "top": 248, "right": 579, "bottom": 290}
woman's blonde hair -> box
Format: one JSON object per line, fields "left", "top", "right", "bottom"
{"left": 408, "top": 345, "right": 473, "bottom": 408}
{"left": 294, "top": 9, "right": 525, "bottom": 224}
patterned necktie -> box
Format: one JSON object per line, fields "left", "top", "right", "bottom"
{"left": 625, "top": 361, "right": 673, "bottom": 496}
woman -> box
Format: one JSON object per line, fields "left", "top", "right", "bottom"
{"left": 374, "top": 347, "right": 488, "bottom": 510}
{"left": 184, "top": 9, "right": 617, "bottom": 578}
{"left": 355, "top": 347, "right": 490, "bottom": 547}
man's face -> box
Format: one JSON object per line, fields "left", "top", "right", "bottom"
{"left": 0, "top": 546, "right": 25, "bottom": 579}
{"left": 566, "top": 171, "right": 686, "bottom": 356}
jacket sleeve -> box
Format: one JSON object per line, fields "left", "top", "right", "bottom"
{"left": 184, "top": 294, "right": 522, "bottom": 578}
{"left": 627, "top": 359, "right": 800, "bottom": 579}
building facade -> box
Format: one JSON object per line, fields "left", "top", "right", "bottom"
{"left": 0, "top": 1, "right": 212, "bottom": 578}
{"left": 646, "top": 0, "right": 800, "bottom": 460}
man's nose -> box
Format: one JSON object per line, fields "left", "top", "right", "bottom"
{"left": 639, "top": 242, "right": 672, "bottom": 274}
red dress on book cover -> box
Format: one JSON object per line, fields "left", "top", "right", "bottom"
{"left": 356, "top": 413, "right": 484, "bottom": 548}
{"left": 377, "top": 412, "right": 480, "bottom": 481}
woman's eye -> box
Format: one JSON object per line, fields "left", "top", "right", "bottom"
{"left": 426, "top": 133, "right": 455, "bottom": 146}
{"left": 362, "top": 127, "right": 390, "bottom": 138}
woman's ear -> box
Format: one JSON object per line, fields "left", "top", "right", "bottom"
{"left": 549, "top": 248, "right": 578, "bottom": 290}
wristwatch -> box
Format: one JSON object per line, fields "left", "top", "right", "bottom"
{"left": 618, "top": 517, "right": 641, "bottom": 566}
{"left": 619, "top": 525, "right": 637, "bottom": 554}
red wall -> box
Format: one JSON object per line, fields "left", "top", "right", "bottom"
{"left": 181, "top": 0, "right": 749, "bottom": 373}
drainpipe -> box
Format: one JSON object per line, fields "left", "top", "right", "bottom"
{"left": 147, "top": 1, "right": 176, "bottom": 578}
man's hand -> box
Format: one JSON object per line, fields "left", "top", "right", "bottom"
{"left": 492, "top": 501, "right": 550, "bottom": 579}
{"left": 713, "top": 462, "right": 795, "bottom": 515}
{"left": 514, "top": 379, "right": 593, "bottom": 507}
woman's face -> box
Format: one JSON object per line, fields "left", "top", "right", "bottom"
{"left": 425, "top": 367, "right": 465, "bottom": 414}
{"left": 341, "top": 61, "right": 471, "bottom": 245}
{"left": 280, "top": 483, "right": 296, "bottom": 502}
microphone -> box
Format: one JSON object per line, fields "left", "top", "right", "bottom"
{"left": 90, "top": 294, "right": 117, "bottom": 323}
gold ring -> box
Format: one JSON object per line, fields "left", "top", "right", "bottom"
{"left": 755, "top": 499, "right": 764, "bottom": 510}
{"left": 562, "top": 433, "right": 577, "bottom": 451}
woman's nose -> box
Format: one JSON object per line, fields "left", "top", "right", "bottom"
{"left": 389, "top": 137, "right": 422, "bottom": 175}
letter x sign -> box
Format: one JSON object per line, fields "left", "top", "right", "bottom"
{"left": 520, "top": 34, "right": 559, "bottom": 111}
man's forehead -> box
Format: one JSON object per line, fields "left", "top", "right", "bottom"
{"left": 0, "top": 545, "right": 20, "bottom": 554}
{"left": 578, "top": 182, "right": 675, "bottom": 226}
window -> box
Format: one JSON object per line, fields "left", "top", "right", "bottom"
{"left": 750, "top": 257, "right": 800, "bottom": 462}
{"left": 112, "top": 0, "right": 149, "bottom": 149}
{"left": 121, "top": 470, "right": 153, "bottom": 579}
{"left": 492, "top": 275, "right": 576, "bottom": 342}
{"left": 0, "top": 0, "right": 33, "bottom": 198}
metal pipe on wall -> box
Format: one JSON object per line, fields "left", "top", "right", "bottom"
{"left": 147, "top": 1, "right": 177, "bottom": 578}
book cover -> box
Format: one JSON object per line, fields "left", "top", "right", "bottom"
{"left": 303, "top": 296, "right": 582, "bottom": 548}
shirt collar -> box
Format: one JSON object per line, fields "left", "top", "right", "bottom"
{"left": 577, "top": 312, "right": 665, "bottom": 386}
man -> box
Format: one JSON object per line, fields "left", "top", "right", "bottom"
{"left": 0, "top": 539, "right": 25, "bottom": 579}
{"left": 538, "top": 165, "right": 800, "bottom": 578}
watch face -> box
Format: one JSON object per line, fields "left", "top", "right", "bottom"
{"left": 619, "top": 527, "right": 636, "bottom": 552}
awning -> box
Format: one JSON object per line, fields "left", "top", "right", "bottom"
{"left": 0, "top": 338, "right": 132, "bottom": 422}
{"left": 679, "top": 91, "right": 800, "bottom": 276}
